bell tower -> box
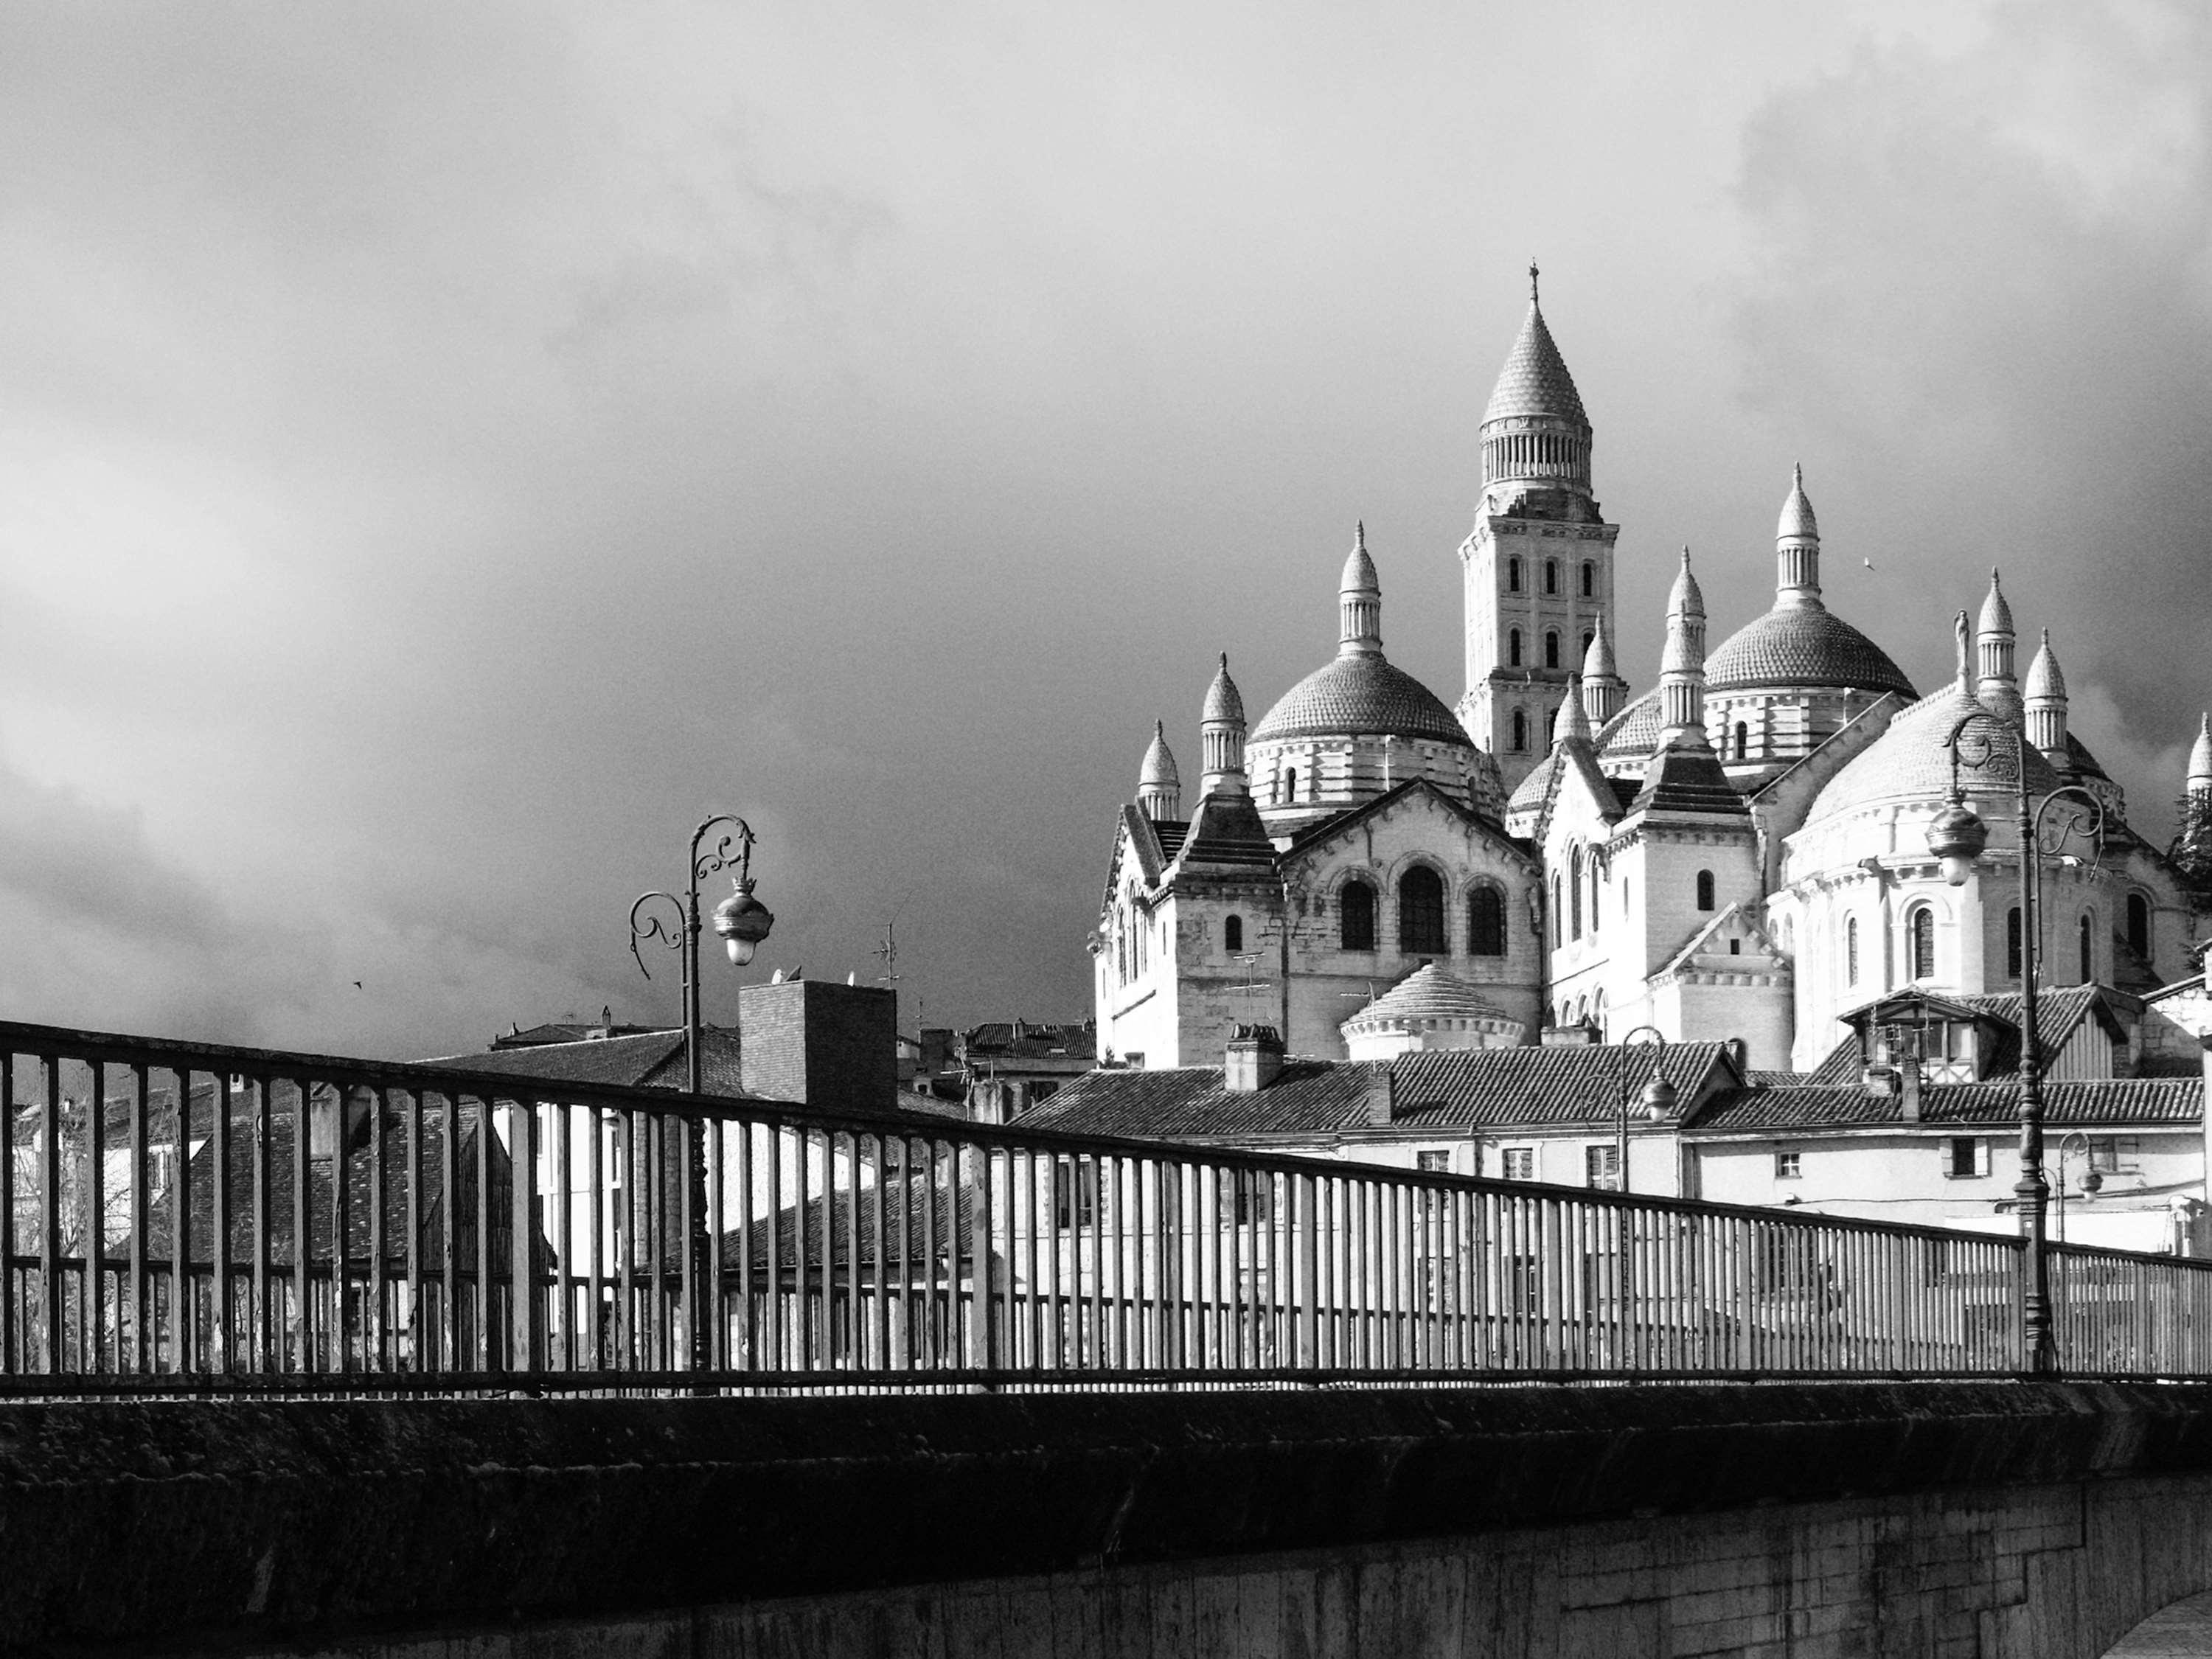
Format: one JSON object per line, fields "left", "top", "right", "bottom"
{"left": 1458, "top": 266, "right": 1621, "bottom": 794}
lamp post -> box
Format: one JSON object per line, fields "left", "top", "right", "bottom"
{"left": 628, "top": 814, "right": 775, "bottom": 1094}
{"left": 627, "top": 815, "right": 774, "bottom": 1377}
{"left": 1925, "top": 710, "right": 2103, "bottom": 1374}
{"left": 1610, "top": 1024, "right": 1677, "bottom": 1194}
{"left": 2049, "top": 1130, "right": 2104, "bottom": 1245}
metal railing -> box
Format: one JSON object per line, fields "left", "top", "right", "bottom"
{"left": 1, "top": 1019, "right": 2201, "bottom": 1394}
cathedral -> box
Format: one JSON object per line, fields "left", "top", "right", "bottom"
{"left": 1091, "top": 275, "right": 2212, "bottom": 1074}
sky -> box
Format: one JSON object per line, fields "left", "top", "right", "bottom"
{"left": 0, "top": 1, "right": 2207, "bottom": 1060}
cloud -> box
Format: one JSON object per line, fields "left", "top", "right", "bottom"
{"left": 1731, "top": 0, "right": 2212, "bottom": 826}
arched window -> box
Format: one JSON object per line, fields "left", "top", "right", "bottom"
{"left": 1588, "top": 860, "right": 1601, "bottom": 936}
{"left": 1695, "top": 869, "right": 1715, "bottom": 911}
{"left": 1468, "top": 886, "right": 1506, "bottom": 956}
{"left": 1544, "top": 631, "right": 1560, "bottom": 669}
{"left": 1545, "top": 559, "right": 1559, "bottom": 596}
{"left": 1581, "top": 561, "right": 1595, "bottom": 598}
{"left": 1846, "top": 916, "right": 1859, "bottom": 985}
{"left": 1507, "top": 556, "right": 1523, "bottom": 593}
{"left": 1622, "top": 876, "right": 1631, "bottom": 917}
{"left": 1908, "top": 906, "right": 1935, "bottom": 981}
{"left": 1511, "top": 709, "right": 1528, "bottom": 751}
{"left": 1568, "top": 846, "right": 1583, "bottom": 939}
{"left": 1284, "top": 766, "right": 1298, "bottom": 801}
{"left": 2079, "top": 911, "right": 2094, "bottom": 984}
{"left": 1224, "top": 914, "right": 1242, "bottom": 953}
{"left": 1581, "top": 630, "right": 1593, "bottom": 658}
{"left": 1340, "top": 880, "right": 1377, "bottom": 951}
{"left": 2006, "top": 907, "right": 2023, "bottom": 980}
{"left": 1399, "top": 866, "right": 1447, "bottom": 956}
{"left": 1509, "top": 628, "right": 1523, "bottom": 667}
{"left": 1551, "top": 877, "right": 1563, "bottom": 946}
{"left": 2126, "top": 894, "right": 2151, "bottom": 961}
{"left": 1733, "top": 722, "right": 1749, "bottom": 762}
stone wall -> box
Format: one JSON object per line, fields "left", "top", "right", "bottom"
{"left": 8, "top": 1382, "right": 2212, "bottom": 1657}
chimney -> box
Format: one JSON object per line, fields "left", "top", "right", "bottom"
{"left": 1365, "top": 1065, "right": 1396, "bottom": 1126}
{"left": 1224, "top": 1024, "right": 1285, "bottom": 1093}
{"left": 1899, "top": 1058, "right": 1922, "bottom": 1124}
{"left": 739, "top": 978, "right": 897, "bottom": 1112}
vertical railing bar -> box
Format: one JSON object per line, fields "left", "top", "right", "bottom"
{"left": 331, "top": 1083, "right": 352, "bottom": 1376}
{"left": 552, "top": 1102, "right": 571, "bottom": 1373}
{"left": 248, "top": 1077, "right": 271, "bottom": 1375}
{"left": 843, "top": 1130, "right": 861, "bottom": 1372}
{"left": 734, "top": 1116, "right": 754, "bottom": 1376}
{"left": 367, "top": 1087, "right": 387, "bottom": 1376}
{"left": 285, "top": 1079, "right": 309, "bottom": 1376}
{"left": 709, "top": 1113, "right": 727, "bottom": 1374}
{"left": 589, "top": 1106, "right": 607, "bottom": 1371}
{"left": 507, "top": 1098, "right": 539, "bottom": 1377}
{"left": 128, "top": 1063, "right": 148, "bottom": 1375}
{"left": 83, "top": 1060, "right": 104, "bottom": 1374}
{"left": 644, "top": 1113, "right": 664, "bottom": 1374}
{"left": 439, "top": 1091, "right": 459, "bottom": 1375}
{"left": 170, "top": 1068, "right": 194, "bottom": 1377}
{"left": 404, "top": 1091, "right": 423, "bottom": 1375}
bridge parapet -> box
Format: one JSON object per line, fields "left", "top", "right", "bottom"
{"left": 0, "top": 1018, "right": 2205, "bottom": 1394}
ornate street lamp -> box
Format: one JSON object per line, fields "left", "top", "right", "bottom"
{"left": 1927, "top": 709, "right": 2103, "bottom": 1373}
{"left": 629, "top": 815, "right": 773, "bottom": 1095}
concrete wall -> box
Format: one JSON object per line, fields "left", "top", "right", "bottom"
{"left": 14, "top": 1382, "right": 2212, "bottom": 1658}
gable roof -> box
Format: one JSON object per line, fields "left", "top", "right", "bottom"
{"left": 1631, "top": 743, "right": 1750, "bottom": 818}
{"left": 1688, "top": 1077, "right": 2199, "bottom": 1134}
{"left": 428, "top": 1028, "right": 751, "bottom": 1097}
{"left": 1800, "top": 985, "right": 2119, "bottom": 1085}
{"left": 1284, "top": 777, "right": 1534, "bottom": 869}
{"left": 1658, "top": 903, "right": 1787, "bottom": 978}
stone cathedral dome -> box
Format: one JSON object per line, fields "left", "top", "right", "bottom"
{"left": 1704, "top": 607, "right": 1916, "bottom": 698}
{"left": 1252, "top": 656, "right": 1472, "bottom": 747}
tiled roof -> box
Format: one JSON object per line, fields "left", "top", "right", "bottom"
{"left": 963, "top": 1021, "right": 1098, "bottom": 1062}
{"left": 1690, "top": 1078, "right": 2200, "bottom": 1133}
{"left": 1595, "top": 689, "right": 1663, "bottom": 766}
{"left": 1809, "top": 681, "right": 2060, "bottom": 825}
{"left": 429, "top": 1029, "right": 752, "bottom": 1098}
{"left": 1251, "top": 653, "right": 1471, "bottom": 746}
{"left": 1704, "top": 605, "right": 1915, "bottom": 697}
{"left": 1022, "top": 1060, "right": 1388, "bottom": 1138}
{"left": 1175, "top": 791, "right": 1278, "bottom": 868}
{"left": 493, "top": 1021, "right": 663, "bottom": 1049}
{"left": 1632, "top": 745, "right": 1748, "bottom": 817}
{"left": 1799, "top": 985, "right": 2107, "bottom": 1085}
{"left": 1482, "top": 303, "right": 1588, "bottom": 427}
{"left": 1506, "top": 747, "right": 1562, "bottom": 817}
{"left": 1023, "top": 1043, "right": 1731, "bottom": 1140}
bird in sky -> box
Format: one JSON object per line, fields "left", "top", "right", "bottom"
{"left": 352, "top": 981, "right": 363, "bottom": 990}
{"left": 1863, "top": 558, "right": 1877, "bottom": 571}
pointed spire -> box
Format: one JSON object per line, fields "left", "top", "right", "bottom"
{"left": 1580, "top": 617, "right": 1623, "bottom": 727}
{"left": 1978, "top": 567, "right": 2014, "bottom": 636}
{"left": 1200, "top": 654, "right": 1248, "bottom": 796}
{"left": 1666, "top": 546, "right": 1707, "bottom": 663}
{"left": 1338, "top": 522, "right": 1382, "bottom": 657}
{"left": 2189, "top": 713, "right": 2212, "bottom": 794}
{"left": 1137, "top": 720, "right": 1181, "bottom": 821}
{"left": 1975, "top": 568, "right": 2021, "bottom": 728}
{"left": 1775, "top": 464, "right": 1823, "bottom": 608}
{"left": 1551, "top": 675, "right": 1592, "bottom": 748}
{"left": 2024, "top": 628, "right": 2067, "bottom": 764}
{"left": 1658, "top": 597, "right": 1709, "bottom": 751}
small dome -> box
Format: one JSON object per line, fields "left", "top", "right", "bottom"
{"left": 1582, "top": 615, "right": 1617, "bottom": 680}
{"left": 1202, "top": 653, "right": 1244, "bottom": 726}
{"left": 1506, "top": 749, "right": 1562, "bottom": 818}
{"left": 2024, "top": 630, "right": 2065, "bottom": 701}
{"left": 1667, "top": 547, "right": 1705, "bottom": 619}
{"left": 1340, "top": 522, "right": 1379, "bottom": 595}
{"left": 1595, "top": 688, "right": 1664, "bottom": 767}
{"left": 1138, "top": 720, "right": 1179, "bottom": 789}
{"left": 1978, "top": 568, "right": 2014, "bottom": 636}
{"left": 1343, "top": 964, "right": 1517, "bottom": 1029}
{"left": 1778, "top": 463, "right": 1818, "bottom": 542}
{"left": 1704, "top": 606, "right": 1916, "bottom": 697}
{"left": 1250, "top": 655, "right": 1472, "bottom": 747}
{"left": 1804, "top": 682, "right": 2060, "bottom": 828}
{"left": 1481, "top": 302, "right": 1588, "bottom": 428}
{"left": 2189, "top": 714, "right": 2212, "bottom": 787}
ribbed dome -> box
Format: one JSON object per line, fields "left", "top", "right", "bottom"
{"left": 1138, "top": 720, "right": 1179, "bottom": 788}
{"left": 1506, "top": 748, "right": 1562, "bottom": 818}
{"left": 1481, "top": 303, "right": 1587, "bottom": 428}
{"left": 1704, "top": 606, "right": 1916, "bottom": 696}
{"left": 1805, "top": 681, "right": 2060, "bottom": 827}
{"left": 1343, "top": 964, "right": 1515, "bottom": 1028}
{"left": 1595, "top": 688, "right": 1663, "bottom": 765}
{"left": 1251, "top": 655, "right": 1472, "bottom": 747}
{"left": 1202, "top": 653, "right": 1244, "bottom": 725}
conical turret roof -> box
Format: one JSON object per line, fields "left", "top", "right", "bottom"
{"left": 1667, "top": 546, "right": 1705, "bottom": 619}
{"left": 1582, "top": 615, "right": 1617, "bottom": 680}
{"left": 2189, "top": 714, "right": 2212, "bottom": 788}
{"left": 2023, "top": 630, "right": 2065, "bottom": 701}
{"left": 1202, "top": 653, "right": 1244, "bottom": 726}
{"left": 1552, "top": 675, "right": 1592, "bottom": 746}
{"left": 1777, "top": 462, "right": 1818, "bottom": 541}
{"left": 1481, "top": 300, "right": 1588, "bottom": 428}
{"left": 1339, "top": 521, "right": 1378, "bottom": 595}
{"left": 1978, "top": 568, "right": 2014, "bottom": 636}
{"left": 1138, "top": 720, "right": 1179, "bottom": 789}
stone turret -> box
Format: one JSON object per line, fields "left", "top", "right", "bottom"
{"left": 1659, "top": 554, "right": 1710, "bottom": 751}
{"left": 1580, "top": 617, "right": 1623, "bottom": 727}
{"left": 1775, "top": 463, "right": 1822, "bottom": 608}
{"left": 1136, "top": 720, "right": 1180, "bottom": 821}
{"left": 2023, "top": 629, "right": 2067, "bottom": 769}
{"left": 1552, "top": 673, "right": 1592, "bottom": 748}
{"left": 1199, "top": 654, "right": 1248, "bottom": 797}
{"left": 1339, "top": 523, "right": 1380, "bottom": 657}
{"left": 1977, "top": 569, "right": 2022, "bottom": 729}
